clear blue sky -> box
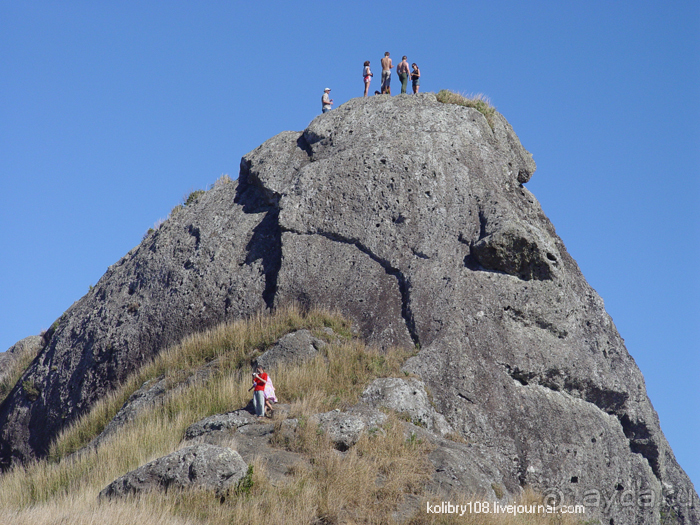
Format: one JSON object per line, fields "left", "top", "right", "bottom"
{"left": 1, "top": 1, "right": 698, "bottom": 490}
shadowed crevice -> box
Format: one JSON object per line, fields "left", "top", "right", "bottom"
{"left": 502, "top": 364, "right": 660, "bottom": 480}
{"left": 282, "top": 228, "right": 421, "bottom": 348}
{"left": 235, "top": 166, "right": 282, "bottom": 310}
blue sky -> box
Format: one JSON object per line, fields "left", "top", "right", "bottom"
{"left": 1, "top": 1, "right": 698, "bottom": 490}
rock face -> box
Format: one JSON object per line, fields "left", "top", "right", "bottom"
{"left": 0, "top": 94, "right": 696, "bottom": 524}
{"left": 253, "top": 329, "right": 326, "bottom": 371}
{"left": 360, "top": 377, "right": 454, "bottom": 437}
{"left": 313, "top": 405, "right": 388, "bottom": 451}
{"left": 184, "top": 410, "right": 257, "bottom": 441}
{"left": 99, "top": 444, "right": 248, "bottom": 499}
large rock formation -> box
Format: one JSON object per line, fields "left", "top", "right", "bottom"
{"left": 0, "top": 94, "right": 695, "bottom": 524}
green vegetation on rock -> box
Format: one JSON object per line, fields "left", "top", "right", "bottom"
{"left": 436, "top": 89, "right": 497, "bottom": 130}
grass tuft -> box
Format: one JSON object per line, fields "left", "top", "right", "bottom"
{"left": 0, "top": 345, "right": 42, "bottom": 406}
{"left": 184, "top": 190, "right": 205, "bottom": 207}
{"left": 436, "top": 90, "right": 497, "bottom": 130}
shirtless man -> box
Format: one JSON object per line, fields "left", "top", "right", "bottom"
{"left": 380, "top": 52, "right": 393, "bottom": 95}
{"left": 397, "top": 56, "right": 410, "bottom": 94}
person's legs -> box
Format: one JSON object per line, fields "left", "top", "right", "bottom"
{"left": 364, "top": 81, "right": 369, "bottom": 97}
{"left": 253, "top": 390, "right": 265, "bottom": 416}
{"left": 400, "top": 73, "right": 408, "bottom": 94}
{"left": 381, "top": 70, "right": 391, "bottom": 94}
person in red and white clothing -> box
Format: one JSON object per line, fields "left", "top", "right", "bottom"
{"left": 251, "top": 365, "right": 269, "bottom": 417}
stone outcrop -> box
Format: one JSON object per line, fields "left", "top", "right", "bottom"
{"left": 0, "top": 94, "right": 696, "bottom": 524}
{"left": 253, "top": 329, "right": 326, "bottom": 371}
{"left": 360, "top": 377, "right": 454, "bottom": 437}
{"left": 180, "top": 397, "right": 516, "bottom": 505}
{"left": 184, "top": 410, "right": 257, "bottom": 441}
{"left": 99, "top": 444, "right": 248, "bottom": 499}
{"left": 312, "top": 405, "right": 388, "bottom": 451}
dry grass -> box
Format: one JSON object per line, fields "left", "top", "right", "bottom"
{"left": 0, "top": 342, "right": 42, "bottom": 406}
{"left": 0, "top": 307, "right": 417, "bottom": 521}
{"left": 49, "top": 305, "right": 352, "bottom": 460}
{"left": 192, "top": 416, "right": 434, "bottom": 525}
{"left": 436, "top": 90, "right": 497, "bottom": 130}
{"left": 0, "top": 306, "right": 587, "bottom": 524}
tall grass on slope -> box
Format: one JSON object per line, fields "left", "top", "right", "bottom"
{"left": 49, "top": 305, "right": 351, "bottom": 461}
{"left": 0, "top": 343, "right": 43, "bottom": 406}
{"left": 436, "top": 89, "right": 497, "bottom": 130}
{"left": 0, "top": 416, "right": 432, "bottom": 525}
{"left": 0, "top": 308, "right": 413, "bottom": 512}
{"left": 0, "top": 306, "right": 587, "bottom": 525}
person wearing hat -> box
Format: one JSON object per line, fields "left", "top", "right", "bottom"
{"left": 321, "top": 88, "right": 333, "bottom": 113}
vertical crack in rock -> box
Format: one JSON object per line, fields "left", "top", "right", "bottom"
{"left": 619, "top": 414, "right": 660, "bottom": 479}
{"left": 235, "top": 161, "right": 282, "bottom": 310}
{"left": 283, "top": 228, "right": 421, "bottom": 348}
{"left": 477, "top": 210, "right": 488, "bottom": 240}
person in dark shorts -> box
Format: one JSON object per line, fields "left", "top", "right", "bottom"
{"left": 411, "top": 63, "right": 421, "bottom": 94}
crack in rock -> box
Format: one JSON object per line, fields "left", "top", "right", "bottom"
{"left": 501, "top": 363, "right": 660, "bottom": 480}
{"left": 282, "top": 228, "right": 420, "bottom": 348}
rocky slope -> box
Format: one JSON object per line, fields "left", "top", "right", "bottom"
{"left": 0, "top": 94, "right": 696, "bottom": 524}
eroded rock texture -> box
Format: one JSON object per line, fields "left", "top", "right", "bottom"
{"left": 99, "top": 444, "right": 248, "bottom": 499}
{"left": 0, "top": 94, "right": 695, "bottom": 524}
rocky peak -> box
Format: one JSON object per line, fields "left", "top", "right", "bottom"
{"left": 0, "top": 94, "right": 695, "bottom": 524}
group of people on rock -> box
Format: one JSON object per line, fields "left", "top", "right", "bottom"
{"left": 365, "top": 52, "right": 420, "bottom": 96}
{"left": 321, "top": 52, "right": 421, "bottom": 113}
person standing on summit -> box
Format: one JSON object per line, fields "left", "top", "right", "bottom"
{"left": 321, "top": 87, "right": 333, "bottom": 113}
{"left": 411, "top": 63, "right": 421, "bottom": 93}
{"left": 397, "top": 56, "right": 410, "bottom": 94}
{"left": 381, "top": 52, "right": 393, "bottom": 95}
{"left": 363, "top": 60, "right": 373, "bottom": 97}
